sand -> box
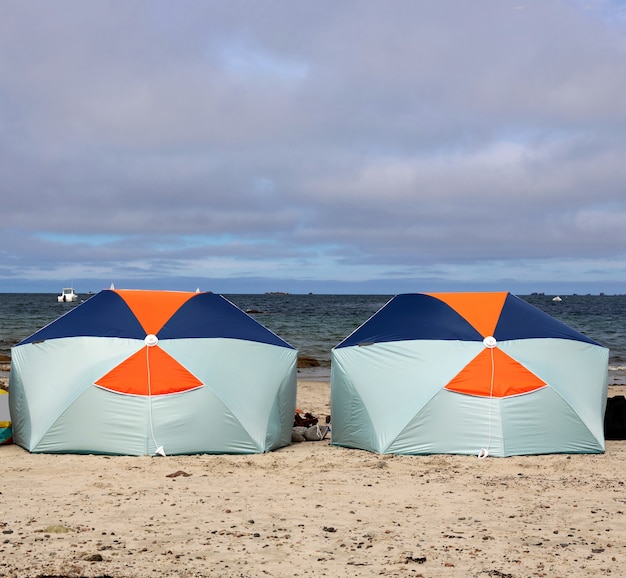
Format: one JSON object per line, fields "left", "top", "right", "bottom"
{"left": 0, "top": 381, "right": 625, "bottom": 577}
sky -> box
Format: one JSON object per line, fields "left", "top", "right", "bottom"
{"left": 2, "top": 1, "right": 626, "bottom": 295}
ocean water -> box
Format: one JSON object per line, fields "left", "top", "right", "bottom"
{"left": 1, "top": 292, "right": 625, "bottom": 384}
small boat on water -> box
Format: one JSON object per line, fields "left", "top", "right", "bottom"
{"left": 552, "top": 296, "right": 562, "bottom": 302}
{"left": 57, "top": 287, "right": 78, "bottom": 303}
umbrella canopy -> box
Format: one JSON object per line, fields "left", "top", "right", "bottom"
{"left": 331, "top": 292, "right": 609, "bottom": 456}
{"left": 10, "top": 289, "right": 297, "bottom": 455}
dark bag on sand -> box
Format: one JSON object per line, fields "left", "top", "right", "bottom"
{"left": 294, "top": 412, "right": 318, "bottom": 428}
{"left": 604, "top": 396, "right": 626, "bottom": 440}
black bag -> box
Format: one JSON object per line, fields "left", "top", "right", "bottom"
{"left": 604, "top": 396, "right": 626, "bottom": 440}
{"left": 294, "top": 412, "right": 318, "bottom": 428}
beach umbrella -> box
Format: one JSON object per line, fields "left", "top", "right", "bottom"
{"left": 331, "top": 292, "right": 609, "bottom": 456}
{"left": 10, "top": 289, "right": 297, "bottom": 455}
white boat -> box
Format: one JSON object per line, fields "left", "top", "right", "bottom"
{"left": 552, "top": 296, "right": 562, "bottom": 302}
{"left": 57, "top": 288, "right": 78, "bottom": 303}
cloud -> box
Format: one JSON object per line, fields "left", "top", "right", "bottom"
{"left": 2, "top": 0, "right": 626, "bottom": 293}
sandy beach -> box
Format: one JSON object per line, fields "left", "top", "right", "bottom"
{"left": 0, "top": 380, "right": 625, "bottom": 577}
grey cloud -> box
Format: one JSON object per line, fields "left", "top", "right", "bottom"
{"left": 2, "top": 1, "right": 626, "bottom": 291}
